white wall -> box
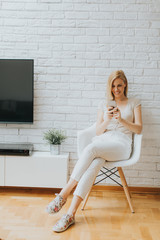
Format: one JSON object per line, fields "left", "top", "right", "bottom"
{"left": 0, "top": 0, "right": 160, "bottom": 187}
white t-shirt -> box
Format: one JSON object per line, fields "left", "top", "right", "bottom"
{"left": 98, "top": 98, "right": 141, "bottom": 142}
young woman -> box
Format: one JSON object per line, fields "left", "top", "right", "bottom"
{"left": 46, "top": 70, "right": 142, "bottom": 233}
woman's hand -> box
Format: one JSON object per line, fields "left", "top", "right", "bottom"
{"left": 113, "top": 107, "right": 122, "bottom": 122}
{"left": 113, "top": 105, "right": 142, "bottom": 134}
{"left": 96, "top": 108, "right": 113, "bottom": 136}
{"left": 105, "top": 107, "right": 114, "bottom": 121}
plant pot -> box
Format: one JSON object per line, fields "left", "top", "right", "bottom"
{"left": 50, "top": 144, "right": 60, "bottom": 155}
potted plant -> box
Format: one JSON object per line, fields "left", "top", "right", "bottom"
{"left": 43, "top": 128, "right": 67, "bottom": 155}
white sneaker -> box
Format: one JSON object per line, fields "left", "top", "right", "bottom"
{"left": 46, "top": 194, "right": 67, "bottom": 214}
{"left": 53, "top": 214, "right": 75, "bottom": 233}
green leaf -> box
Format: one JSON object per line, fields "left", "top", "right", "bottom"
{"left": 43, "top": 128, "right": 67, "bottom": 145}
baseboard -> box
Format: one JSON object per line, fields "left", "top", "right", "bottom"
{"left": 0, "top": 185, "right": 160, "bottom": 194}
{"left": 0, "top": 186, "right": 62, "bottom": 194}
{"left": 92, "top": 185, "right": 160, "bottom": 193}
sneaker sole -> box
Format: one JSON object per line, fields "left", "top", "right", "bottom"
{"left": 53, "top": 221, "right": 75, "bottom": 233}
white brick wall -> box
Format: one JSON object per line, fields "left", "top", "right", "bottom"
{"left": 0, "top": 0, "right": 160, "bottom": 188}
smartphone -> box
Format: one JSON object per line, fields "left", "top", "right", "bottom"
{"left": 108, "top": 100, "right": 117, "bottom": 108}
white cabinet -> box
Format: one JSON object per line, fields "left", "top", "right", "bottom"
{"left": 0, "top": 156, "right": 4, "bottom": 186}
{"left": 3, "top": 152, "right": 69, "bottom": 188}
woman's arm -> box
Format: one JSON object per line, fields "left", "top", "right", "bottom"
{"left": 96, "top": 107, "right": 114, "bottom": 135}
{"left": 115, "top": 105, "right": 143, "bottom": 134}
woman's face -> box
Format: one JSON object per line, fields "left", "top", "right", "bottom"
{"left": 112, "top": 78, "right": 126, "bottom": 99}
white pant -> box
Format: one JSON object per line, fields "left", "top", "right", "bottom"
{"left": 71, "top": 131, "right": 132, "bottom": 200}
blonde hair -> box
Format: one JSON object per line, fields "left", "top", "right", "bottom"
{"left": 106, "top": 70, "right": 128, "bottom": 101}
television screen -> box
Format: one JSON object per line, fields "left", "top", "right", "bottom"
{"left": 0, "top": 59, "right": 34, "bottom": 124}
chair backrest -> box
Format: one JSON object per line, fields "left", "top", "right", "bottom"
{"left": 77, "top": 123, "right": 143, "bottom": 167}
{"left": 124, "top": 133, "right": 143, "bottom": 166}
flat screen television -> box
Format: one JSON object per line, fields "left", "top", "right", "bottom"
{"left": 0, "top": 59, "right": 34, "bottom": 124}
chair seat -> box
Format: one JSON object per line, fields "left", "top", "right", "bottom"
{"left": 103, "top": 158, "right": 138, "bottom": 168}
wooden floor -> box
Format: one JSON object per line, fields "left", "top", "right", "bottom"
{"left": 0, "top": 188, "right": 160, "bottom": 240}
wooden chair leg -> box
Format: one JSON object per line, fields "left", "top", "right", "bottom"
{"left": 118, "top": 167, "right": 135, "bottom": 213}
{"left": 81, "top": 189, "right": 91, "bottom": 210}
{"left": 81, "top": 176, "right": 97, "bottom": 210}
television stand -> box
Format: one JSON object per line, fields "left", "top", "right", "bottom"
{"left": 0, "top": 143, "right": 33, "bottom": 156}
{"left": 0, "top": 152, "right": 69, "bottom": 188}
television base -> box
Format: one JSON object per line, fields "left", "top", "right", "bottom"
{"left": 0, "top": 143, "right": 33, "bottom": 156}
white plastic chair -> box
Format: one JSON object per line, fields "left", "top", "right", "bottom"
{"left": 77, "top": 123, "right": 143, "bottom": 213}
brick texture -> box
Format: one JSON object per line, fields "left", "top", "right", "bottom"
{"left": 0, "top": 0, "right": 160, "bottom": 187}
